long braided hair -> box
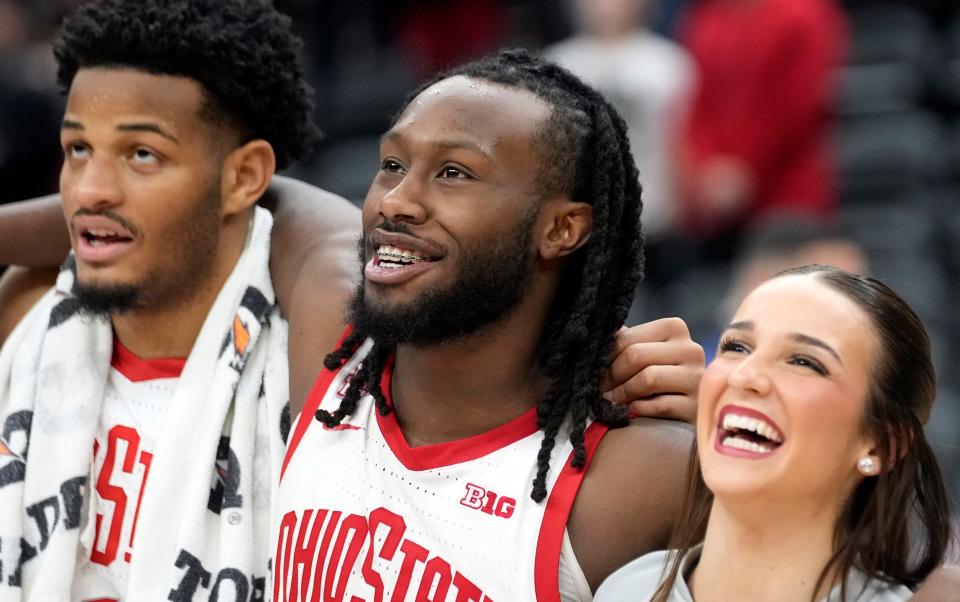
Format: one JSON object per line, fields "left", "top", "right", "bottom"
{"left": 317, "top": 49, "right": 644, "bottom": 502}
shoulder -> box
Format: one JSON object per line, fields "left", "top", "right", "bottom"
{"left": 596, "top": 416, "right": 694, "bottom": 458}
{"left": 569, "top": 418, "right": 694, "bottom": 590}
{"left": 0, "top": 266, "right": 58, "bottom": 347}
{"left": 594, "top": 550, "right": 673, "bottom": 602}
{"left": 582, "top": 418, "right": 694, "bottom": 539}
{"left": 586, "top": 418, "right": 694, "bottom": 498}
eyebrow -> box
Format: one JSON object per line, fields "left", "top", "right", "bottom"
{"left": 725, "top": 320, "right": 842, "bottom": 363}
{"left": 61, "top": 119, "right": 181, "bottom": 144}
{"left": 381, "top": 130, "right": 488, "bottom": 158}
{"left": 117, "top": 123, "right": 180, "bottom": 144}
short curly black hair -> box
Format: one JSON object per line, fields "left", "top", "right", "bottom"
{"left": 54, "top": 0, "right": 317, "bottom": 169}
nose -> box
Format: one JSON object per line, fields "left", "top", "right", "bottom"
{"left": 65, "top": 155, "right": 123, "bottom": 212}
{"left": 727, "top": 353, "right": 773, "bottom": 397}
{"left": 378, "top": 174, "right": 428, "bottom": 225}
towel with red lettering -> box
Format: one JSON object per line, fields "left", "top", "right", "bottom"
{"left": 0, "top": 207, "right": 288, "bottom": 601}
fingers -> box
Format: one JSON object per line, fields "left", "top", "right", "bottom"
{"left": 609, "top": 317, "right": 693, "bottom": 358}
{"left": 603, "top": 317, "right": 705, "bottom": 425}
{"left": 624, "top": 395, "right": 698, "bottom": 423}
{"left": 603, "top": 363, "right": 703, "bottom": 407}
{"left": 604, "top": 338, "right": 704, "bottom": 393}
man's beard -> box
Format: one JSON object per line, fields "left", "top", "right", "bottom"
{"left": 72, "top": 184, "right": 222, "bottom": 316}
{"left": 73, "top": 280, "right": 139, "bottom": 315}
{"left": 349, "top": 214, "right": 537, "bottom": 347}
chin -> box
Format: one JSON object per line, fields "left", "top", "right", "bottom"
{"left": 700, "top": 455, "right": 781, "bottom": 501}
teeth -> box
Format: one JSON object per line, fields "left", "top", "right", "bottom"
{"left": 722, "top": 435, "right": 773, "bottom": 454}
{"left": 376, "top": 244, "right": 426, "bottom": 263}
{"left": 721, "top": 413, "right": 782, "bottom": 443}
{"left": 87, "top": 229, "right": 119, "bottom": 237}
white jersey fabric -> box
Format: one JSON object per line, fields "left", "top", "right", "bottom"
{"left": 274, "top": 336, "right": 608, "bottom": 602}
{"left": 73, "top": 340, "right": 183, "bottom": 601}
{"left": 594, "top": 546, "right": 912, "bottom": 602}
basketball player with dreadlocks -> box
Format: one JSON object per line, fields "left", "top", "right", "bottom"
{"left": 274, "top": 49, "right": 696, "bottom": 601}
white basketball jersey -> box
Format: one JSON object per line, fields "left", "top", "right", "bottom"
{"left": 73, "top": 339, "right": 183, "bottom": 601}
{"left": 274, "top": 336, "right": 608, "bottom": 602}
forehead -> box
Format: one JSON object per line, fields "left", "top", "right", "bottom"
{"left": 735, "top": 275, "right": 874, "bottom": 353}
{"left": 389, "top": 75, "right": 552, "bottom": 157}
{"left": 65, "top": 68, "right": 207, "bottom": 133}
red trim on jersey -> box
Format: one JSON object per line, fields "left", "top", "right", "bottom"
{"left": 376, "top": 360, "right": 541, "bottom": 471}
{"left": 111, "top": 339, "right": 185, "bottom": 382}
{"left": 533, "top": 421, "right": 609, "bottom": 601}
{"left": 281, "top": 326, "right": 355, "bottom": 481}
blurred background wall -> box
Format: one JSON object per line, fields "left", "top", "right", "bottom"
{"left": 1, "top": 0, "right": 959, "bottom": 516}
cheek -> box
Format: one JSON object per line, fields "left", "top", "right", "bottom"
{"left": 361, "top": 198, "right": 378, "bottom": 226}
{"left": 788, "top": 385, "right": 867, "bottom": 459}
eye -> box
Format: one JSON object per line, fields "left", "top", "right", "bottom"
{"left": 131, "top": 148, "right": 159, "bottom": 165}
{"left": 438, "top": 165, "right": 472, "bottom": 179}
{"left": 65, "top": 143, "right": 90, "bottom": 160}
{"left": 381, "top": 159, "right": 405, "bottom": 174}
{"left": 718, "top": 336, "right": 750, "bottom": 355}
{"left": 788, "top": 355, "right": 828, "bottom": 376}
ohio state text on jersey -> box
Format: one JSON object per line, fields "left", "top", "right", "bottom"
{"left": 274, "top": 337, "right": 608, "bottom": 601}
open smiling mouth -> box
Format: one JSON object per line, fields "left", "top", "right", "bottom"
{"left": 717, "top": 410, "right": 785, "bottom": 456}
{"left": 82, "top": 228, "right": 134, "bottom": 247}
{"left": 364, "top": 242, "right": 442, "bottom": 285}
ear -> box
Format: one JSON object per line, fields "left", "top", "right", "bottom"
{"left": 220, "top": 139, "right": 276, "bottom": 217}
{"left": 856, "top": 423, "right": 910, "bottom": 476}
{"left": 537, "top": 199, "right": 592, "bottom": 260}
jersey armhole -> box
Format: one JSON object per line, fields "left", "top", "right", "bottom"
{"left": 559, "top": 528, "right": 594, "bottom": 601}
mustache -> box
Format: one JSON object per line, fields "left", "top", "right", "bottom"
{"left": 370, "top": 221, "right": 417, "bottom": 237}
{"left": 71, "top": 208, "right": 140, "bottom": 237}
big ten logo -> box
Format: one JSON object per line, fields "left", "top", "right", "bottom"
{"left": 91, "top": 424, "right": 152, "bottom": 566}
{"left": 459, "top": 483, "right": 516, "bottom": 519}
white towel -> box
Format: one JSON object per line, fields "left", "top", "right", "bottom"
{"left": 0, "top": 207, "right": 289, "bottom": 601}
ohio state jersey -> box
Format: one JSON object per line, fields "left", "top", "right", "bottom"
{"left": 274, "top": 336, "right": 608, "bottom": 602}
{"left": 72, "top": 340, "right": 184, "bottom": 601}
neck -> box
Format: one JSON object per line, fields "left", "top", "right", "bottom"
{"left": 390, "top": 278, "right": 556, "bottom": 446}
{"left": 111, "top": 212, "right": 251, "bottom": 359}
{"left": 690, "top": 498, "right": 840, "bottom": 602}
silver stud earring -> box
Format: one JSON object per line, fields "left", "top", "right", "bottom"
{"left": 857, "top": 457, "right": 876, "bottom": 475}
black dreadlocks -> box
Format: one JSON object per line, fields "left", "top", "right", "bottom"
{"left": 317, "top": 48, "right": 645, "bottom": 502}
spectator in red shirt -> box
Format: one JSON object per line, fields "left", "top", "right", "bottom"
{"left": 678, "top": 0, "right": 848, "bottom": 239}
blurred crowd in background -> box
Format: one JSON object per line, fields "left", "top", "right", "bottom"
{"left": 2, "top": 0, "right": 960, "bottom": 512}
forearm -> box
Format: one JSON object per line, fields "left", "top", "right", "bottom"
{"left": 262, "top": 175, "right": 360, "bottom": 311}
{"left": 0, "top": 196, "right": 70, "bottom": 267}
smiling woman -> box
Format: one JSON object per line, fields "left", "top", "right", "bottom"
{"left": 595, "top": 265, "right": 954, "bottom": 602}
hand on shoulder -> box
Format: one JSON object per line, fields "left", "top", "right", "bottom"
{"left": 604, "top": 318, "right": 705, "bottom": 423}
